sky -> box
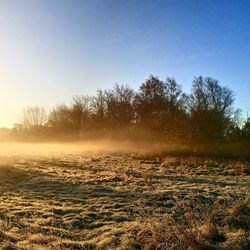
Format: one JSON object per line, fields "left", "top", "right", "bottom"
{"left": 0, "top": 0, "right": 250, "bottom": 127}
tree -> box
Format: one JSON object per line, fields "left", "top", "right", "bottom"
{"left": 165, "top": 77, "right": 183, "bottom": 113}
{"left": 48, "top": 104, "right": 72, "bottom": 129}
{"left": 242, "top": 117, "right": 250, "bottom": 140}
{"left": 22, "top": 107, "right": 47, "bottom": 129}
{"left": 162, "top": 77, "right": 188, "bottom": 142}
{"left": 134, "top": 75, "right": 167, "bottom": 128}
{"left": 101, "top": 84, "right": 135, "bottom": 127}
{"left": 91, "top": 89, "right": 106, "bottom": 126}
{"left": 71, "top": 95, "right": 92, "bottom": 130}
{"left": 134, "top": 75, "right": 186, "bottom": 140}
{"left": 188, "top": 76, "right": 235, "bottom": 144}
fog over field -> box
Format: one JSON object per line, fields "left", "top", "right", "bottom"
{"left": 0, "top": 141, "right": 160, "bottom": 157}
{"left": 0, "top": 142, "right": 128, "bottom": 156}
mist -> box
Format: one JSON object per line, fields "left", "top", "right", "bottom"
{"left": 0, "top": 140, "right": 159, "bottom": 157}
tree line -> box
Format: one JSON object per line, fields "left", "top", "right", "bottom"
{"left": 2, "top": 75, "right": 250, "bottom": 155}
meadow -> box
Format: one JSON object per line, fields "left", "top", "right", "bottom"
{"left": 0, "top": 143, "right": 249, "bottom": 250}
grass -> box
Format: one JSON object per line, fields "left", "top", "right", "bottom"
{"left": 0, "top": 152, "right": 249, "bottom": 249}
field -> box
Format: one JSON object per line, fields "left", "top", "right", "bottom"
{"left": 0, "top": 143, "right": 249, "bottom": 250}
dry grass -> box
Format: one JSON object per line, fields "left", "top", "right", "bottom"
{"left": 0, "top": 152, "right": 249, "bottom": 249}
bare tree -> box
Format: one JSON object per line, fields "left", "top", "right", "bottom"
{"left": 48, "top": 104, "right": 72, "bottom": 129}
{"left": 188, "top": 76, "right": 235, "bottom": 143}
{"left": 134, "top": 75, "right": 185, "bottom": 132}
{"left": 165, "top": 77, "right": 183, "bottom": 113}
{"left": 103, "top": 84, "right": 135, "bottom": 127}
{"left": 22, "top": 107, "right": 47, "bottom": 129}
{"left": 134, "top": 75, "right": 166, "bottom": 127}
{"left": 91, "top": 89, "right": 107, "bottom": 125}
{"left": 71, "top": 95, "right": 92, "bottom": 129}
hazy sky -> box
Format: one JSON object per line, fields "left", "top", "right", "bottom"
{"left": 0, "top": 0, "right": 250, "bottom": 127}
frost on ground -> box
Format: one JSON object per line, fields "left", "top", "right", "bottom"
{"left": 0, "top": 152, "right": 249, "bottom": 250}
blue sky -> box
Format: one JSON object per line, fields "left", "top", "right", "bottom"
{"left": 0, "top": 0, "right": 250, "bottom": 127}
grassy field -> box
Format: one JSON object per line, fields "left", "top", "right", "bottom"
{"left": 0, "top": 145, "right": 249, "bottom": 249}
